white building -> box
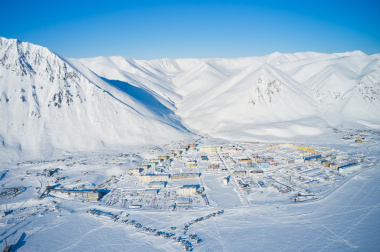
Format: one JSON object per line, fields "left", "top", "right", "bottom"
{"left": 139, "top": 174, "right": 170, "bottom": 182}
{"left": 148, "top": 181, "right": 166, "bottom": 189}
{"left": 176, "top": 197, "right": 192, "bottom": 205}
{"left": 338, "top": 163, "right": 361, "bottom": 175}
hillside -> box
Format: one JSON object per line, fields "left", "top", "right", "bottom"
{"left": 0, "top": 37, "right": 191, "bottom": 158}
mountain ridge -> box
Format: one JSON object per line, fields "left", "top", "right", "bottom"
{"left": 1, "top": 36, "right": 379, "bottom": 158}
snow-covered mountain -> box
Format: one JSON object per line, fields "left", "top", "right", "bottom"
{"left": 79, "top": 50, "right": 380, "bottom": 140}
{"left": 0, "top": 37, "right": 190, "bottom": 158}
{"left": 1, "top": 36, "right": 379, "bottom": 157}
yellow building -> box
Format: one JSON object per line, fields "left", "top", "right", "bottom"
{"left": 238, "top": 158, "right": 252, "bottom": 163}
{"left": 179, "top": 186, "right": 197, "bottom": 194}
{"left": 199, "top": 146, "right": 221, "bottom": 152}
{"left": 232, "top": 171, "right": 246, "bottom": 177}
{"left": 227, "top": 149, "right": 243, "bottom": 154}
{"left": 87, "top": 192, "right": 101, "bottom": 202}
{"left": 187, "top": 160, "right": 197, "bottom": 167}
{"left": 130, "top": 168, "right": 143, "bottom": 175}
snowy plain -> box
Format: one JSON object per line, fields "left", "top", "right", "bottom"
{"left": 1, "top": 135, "right": 380, "bottom": 251}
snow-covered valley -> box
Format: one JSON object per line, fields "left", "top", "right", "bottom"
{"left": 1, "top": 132, "right": 380, "bottom": 251}
{"left": 1, "top": 37, "right": 380, "bottom": 251}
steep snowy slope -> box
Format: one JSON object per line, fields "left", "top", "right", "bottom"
{"left": 276, "top": 52, "right": 380, "bottom": 127}
{"left": 80, "top": 51, "right": 380, "bottom": 140}
{"left": 0, "top": 37, "right": 190, "bottom": 157}
{"left": 176, "top": 63, "right": 326, "bottom": 138}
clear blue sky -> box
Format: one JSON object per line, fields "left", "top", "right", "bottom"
{"left": 1, "top": 0, "right": 379, "bottom": 59}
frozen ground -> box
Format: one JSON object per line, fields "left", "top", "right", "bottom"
{"left": 1, "top": 131, "right": 379, "bottom": 251}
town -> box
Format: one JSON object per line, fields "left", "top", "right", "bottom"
{"left": 1, "top": 131, "right": 378, "bottom": 251}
